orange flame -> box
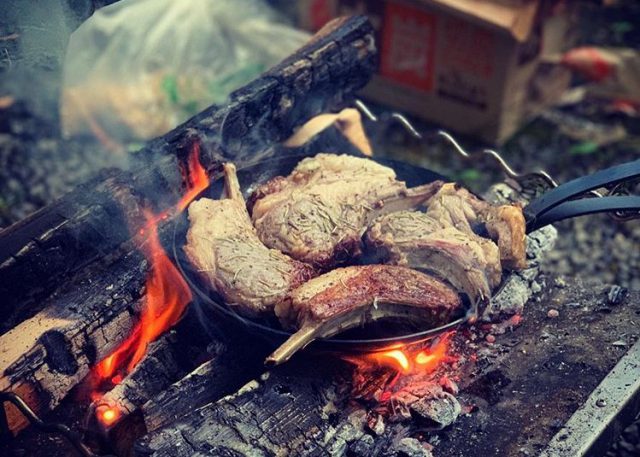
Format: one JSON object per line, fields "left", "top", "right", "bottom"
{"left": 139, "top": 143, "right": 210, "bottom": 231}
{"left": 348, "top": 332, "right": 457, "bottom": 375}
{"left": 177, "top": 142, "right": 209, "bottom": 212}
{"left": 127, "top": 211, "right": 193, "bottom": 372}
{"left": 92, "top": 142, "right": 208, "bottom": 421}
{"left": 372, "top": 349, "right": 411, "bottom": 374}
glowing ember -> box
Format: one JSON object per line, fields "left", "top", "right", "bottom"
{"left": 96, "top": 405, "right": 120, "bottom": 427}
{"left": 91, "top": 141, "right": 209, "bottom": 405}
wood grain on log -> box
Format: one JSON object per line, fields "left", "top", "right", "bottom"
{"left": 0, "top": 15, "right": 376, "bottom": 333}
{"left": 0, "top": 246, "right": 148, "bottom": 434}
{"left": 135, "top": 356, "right": 360, "bottom": 457}
{"left": 95, "top": 311, "right": 217, "bottom": 421}
{"left": 141, "top": 332, "right": 271, "bottom": 434}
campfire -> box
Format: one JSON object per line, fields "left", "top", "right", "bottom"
{"left": 1, "top": 12, "right": 640, "bottom": 457}
{"left": 90, "top": 142, "right": 208, "bottom": 428}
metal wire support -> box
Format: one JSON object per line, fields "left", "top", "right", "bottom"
{"left": 354, "top": 100, "right": 639, "bottom": 221}
{"left": 0, "top": 392, "right": 104, "bottom": 457}
{"left": 609, "top": 179, "right": 640, "bottom": 221}
{"left": 354, "top": 100, "right": 558, "bottom": 196}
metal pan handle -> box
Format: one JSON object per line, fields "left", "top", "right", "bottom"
{"left": 526, "top": 195, "right": 640, "bottom": 232}
{"left": 524, "top": 158, "right": 640, "bottom": 226}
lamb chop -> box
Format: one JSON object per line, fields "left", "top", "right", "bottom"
{"left": 249, "top": 153, "right": 445, "bottom": 268}
{"left": 425, "top": 183, "right": 527, "bottom": 269}
{"left": 266, "top": 265, "right": 463, "bottom": 366}
{"left": 184, "top": 163, "right": 315, "bottom": 318}
{"left": 365, "top": 211, "right": 502, "bottom": 304}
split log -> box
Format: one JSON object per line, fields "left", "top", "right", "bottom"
{"left": 134, "top": 355, "right": 366, "bottom": 457}
{"left": 102, "top": 330, "right": 272, "bottom": 455}
{"left": 0, "top": 15, "right": 376, "bottom": 332}
{"left": 0, "top": 245, "right": 148, "bottom": 434}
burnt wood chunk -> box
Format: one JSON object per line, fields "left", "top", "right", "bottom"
{"left": 0, "top": 15, "right": 377, "bottom": 332}
{"left": 95, "top": 311, "right": 215, "bottom": 420}
{"left": 141, "top": 333, "right": 270, "bottom": 434}
{"left": 135, "top": 356, "right": 358, "bottom": 457}
{"left": 0, "top": 247, "right": 147, "bottom": 434}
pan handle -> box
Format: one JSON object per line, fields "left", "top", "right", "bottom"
{"left": 524, "top": 158, "right": 640, "bottom": 226}
{"left": 526, "top": 196, "right": 640, "bottom": 232}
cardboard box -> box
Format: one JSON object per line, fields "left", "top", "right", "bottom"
{"left": 296, "top": 0, "right": 573, "bottom": 144}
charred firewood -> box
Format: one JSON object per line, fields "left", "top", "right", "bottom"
{"left": 141, "top": 331, "right": 270, "bottom": 434}
{"left": 134, "top": 355, "right": 361, "bottom": 457}
{"left": 0, "top": 15, "right": 376, "bottom": 333}
{"left": 92, "top": 310, "right": 214, "bottom": 424}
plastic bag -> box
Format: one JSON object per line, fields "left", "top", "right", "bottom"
{"left": 61, "top": 0, "right": 309, "bottom": 144}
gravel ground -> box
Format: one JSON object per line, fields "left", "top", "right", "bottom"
{"left": 0, "top": 100, "right": 124, "bottom": 228}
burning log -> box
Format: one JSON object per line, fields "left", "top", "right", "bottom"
{"left": 0, "top": 15, "right": 376, "bottom": 333}
{"left": 0, "top": 15, "right": 376, "bottom": 435}
{"left": 133, "top": 347, "right": 462, "bottom": 457}
{"left": 92, "top": 311, "right": 215, "bottom": 428}
{"left": 0, "top": 246, "right": 147, "bottom": 434}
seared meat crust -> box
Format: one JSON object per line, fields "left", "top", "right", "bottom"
{"left": 267, "top": 265, "right": 462, "bottom": 365}
{"left": 425, "top": 183, "right": 526, "bottom": 269}
{"left": 366, "top": 212, "right": 502, "bottom": 303}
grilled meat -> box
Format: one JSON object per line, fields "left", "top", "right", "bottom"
{"left": 249, "top": 153, "right": 444, "bottom": 268}
{"left": 184, "top": 163, "right": 315, "bottom": 318}
{"left": 365, "top": 211, "right": 502, "bottom": 303}
{"left": 425, "top": 183, "right": 526, "bottom": 269}
{"left": 267, "top": 265, "right": 462, "bottom": 365}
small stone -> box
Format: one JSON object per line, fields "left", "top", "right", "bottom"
{"left": 485, "top": 334, "right": 496, "bottom": 344}
{"left": 531, "top": 281, "right": 542, "bottom": 294}
{"left": 595, "top": 398, "right": 607, "bottom": 407}
{"left": 366, "top": 414, "right": 385, "bottom": 436}
{"left": 396, "top": 437, "right": 434, "bottom": 457}
{"left": 410, "top": 390, "right": 461, "bottom": 429}
{"left": 554, "top": 277, "right": 567, "bottom": 288}
{"left": 606, "top": 285, "right": 628, "bottom": 305}
{"left": 547, "top": 309, "right": 560, "bottom": 318}
{"left": 595, "top": 306, "right": 612, "bottom": 314}
{"left": 348, "top": 435, "right": 374, "bottom": 457}
{"left": 564, "top": 302, "right": 581, "bottom": 308}
{"left": 612, "top": 340, "right": 627, "bottom": 347}
{"left": 439, "top": 376, "right": 459, "bottom": 395}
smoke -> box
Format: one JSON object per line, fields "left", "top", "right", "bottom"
{"left": 1, "top": 0, "right": 100, "bottom": 119}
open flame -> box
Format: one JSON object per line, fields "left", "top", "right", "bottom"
{"left": 344, "top": 332, "right": 457, "bottom": 376}
{"left": 343, "top": 332, "right": 462, "bottom": 419}
{"left": 91, "top": 142, "right": 209, "bottom": 425}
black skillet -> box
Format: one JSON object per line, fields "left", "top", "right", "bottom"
{"left": 173, "top": 152, "right": 640, "bottom": 354}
